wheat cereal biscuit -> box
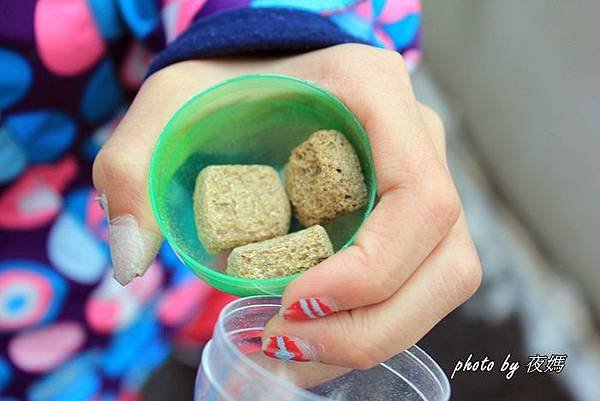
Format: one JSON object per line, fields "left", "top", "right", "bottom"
{"left": 226, "top": 225, "right": 334, "bottom": 279}
{"left": 285, "top": 130, "right": 368, "bottom": 226}
{"left": 193, "top": 165, "right": 291, "bottom": 254}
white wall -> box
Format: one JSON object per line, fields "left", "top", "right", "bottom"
{"left": 421, "top": 1, "right": 600, "bottom": 310}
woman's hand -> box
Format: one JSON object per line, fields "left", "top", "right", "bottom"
{"left": 93, "top": 55, "right": 278, "bottom": 284}
{"left": 93, "top": 44, "right": 481, "bottom": 368}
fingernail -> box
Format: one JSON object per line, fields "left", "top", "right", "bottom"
{"left": 96, "top": 194, "right": 107, "bottom": 211}
{"left": 262, "top": 335, "right": 317, "bottom": 362}
{"left": 98, "top": 194, "right": 162, "bottom": 286}
{"left": 282, "top": 297, "right": 336, "bottom": 320}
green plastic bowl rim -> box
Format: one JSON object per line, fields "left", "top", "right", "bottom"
{"left": 148, "top": 73, "right": 377, "bottom": 290}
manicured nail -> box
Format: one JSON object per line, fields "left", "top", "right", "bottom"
{"left": 282, "top": 297, "right": 336, "bottom": 320}
{"left": 262, "top": 335, "right": 317, "bottom": 362}
{"left": 98, "top": 194, "right": 162, "bottom": 286}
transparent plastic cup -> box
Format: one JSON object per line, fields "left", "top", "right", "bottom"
{"left": 148, "top": 74, "right": 377, "bottom": 297}
{"left": 195, "top": 296, "right": 451, "bottom": 401}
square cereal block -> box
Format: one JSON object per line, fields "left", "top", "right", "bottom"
{"left": 193, "top": 165, "right": 290, "bottom": 254}
{"left": 285, "top": 130, "right": 368, "bottom": 226}
{"left": 226, "top": 225, "right": 334, "bottom": 279}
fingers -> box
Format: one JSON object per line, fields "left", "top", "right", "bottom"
{"left": 261, "top": 46, "right": 480, "bottom": 369}
{"left": 92, "top": 60, "right": 253, "bottom": 285}
{"left": 276, "top": 45, "right": 460, "bottom": 316}
{"left": 92, "top": 78, "right": 181, "bottom": 285}
{"left": 88, "top": 55, "right": 309, "bottom": 285}
{"left": 263, "top": 213, "right": 481, "bottom": 368}
{"left": 418, "top": 103, "right": 447, "bottom": 162}
{"left": 282, "top": 44, "right": 431, "bottom": 192}
{"left": 92, "top": 44, "right": 458, "bottom": 297}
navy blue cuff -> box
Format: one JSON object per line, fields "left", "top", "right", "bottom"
{"left": 147, "top": 7, "right": 363, "bottom": 75}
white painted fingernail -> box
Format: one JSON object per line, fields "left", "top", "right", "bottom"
{"left": 96, "top": 194, "right": 107, "bottom": 211}
{"left": 98, "top": 194, "right": 162, "bottom": 286}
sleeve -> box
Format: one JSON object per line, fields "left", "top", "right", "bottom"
{"left": 146, "top": 0, "right": 422, "bottom": 75}
{"left": 86, "top": 1, "right": 420, "bottom": 84}
{"left": 147, "top": 7, "right": 363, "bottom": 74}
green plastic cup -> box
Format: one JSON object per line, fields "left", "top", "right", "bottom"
{"left": 149, "top": 74, "right": 376, "bottom": 296}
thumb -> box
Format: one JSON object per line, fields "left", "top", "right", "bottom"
{"left": 91, "top": 73, "right": 184, "bottom": 285}
{"left": 93, "top": 56, "right": 331, "bottom": 284}
{"left": 93, "top": 133, "right": 163, "bottom": 286}
{"left": 92, "top": 59, "right": 271, "bottom": 285}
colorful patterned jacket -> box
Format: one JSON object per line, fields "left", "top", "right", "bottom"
{"left": 0, "top": 1, "right": 421, "bottom": 399}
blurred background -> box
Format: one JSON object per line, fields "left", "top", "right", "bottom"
{"left": 147, "top": 2, "right": 600, "bottom": 400}
{"left": 414, "top": 1, "right": 600, "bottom": 400}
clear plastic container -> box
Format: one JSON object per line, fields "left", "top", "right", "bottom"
{"left": 148, "top": 74, "right": 377, "bottom": 297}
{"left": 195, "top": 296, "right": 451, "bottom": 401}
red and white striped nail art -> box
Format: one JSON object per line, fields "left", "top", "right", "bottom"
{"left": 283, "top": 297, "right": 335, "bottom": 320}
{"left": 262, "top": 335, "right": 315, "bottom": 362}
